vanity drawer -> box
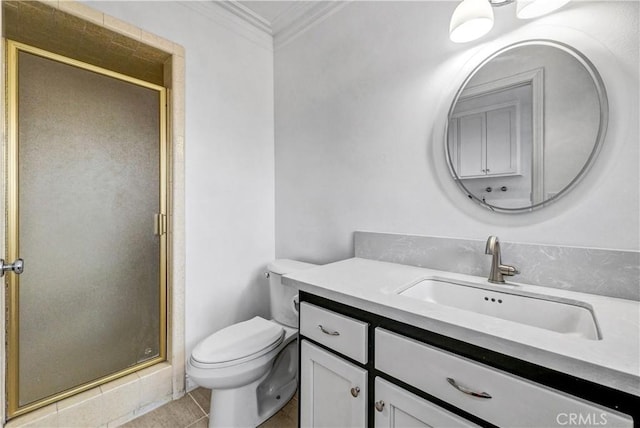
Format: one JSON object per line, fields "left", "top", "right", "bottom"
{"left": 375, "top": 328, "right": 632, "bottom": 428}
{"left": 300, "top": 302, "right": 368, "bottom": 364}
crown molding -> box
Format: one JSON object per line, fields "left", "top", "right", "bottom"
{"left": 215, "top": 1, "right": 273, "bottom": 35}
{"left": 179, "top": 1, "right": 348, "bottom": 51}
{"left": 273, "top": 1, "right": 349, "bottom": 49}
{"left": 179, "top": 1, "right": 273, "bottom": 51}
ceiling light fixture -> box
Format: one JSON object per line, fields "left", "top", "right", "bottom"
{"left": 449, "top": 0, "right": 495, "bottom": 44}
{"left": 449, "top": 0, "right": 571, "bottom": 43}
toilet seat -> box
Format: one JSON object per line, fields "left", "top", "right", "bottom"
{"left": 191, "top": 316, "right": 284, "bottom": 368}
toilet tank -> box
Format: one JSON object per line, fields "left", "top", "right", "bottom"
{"left": 267, "top": 259, "right": 317, "bottom": 327}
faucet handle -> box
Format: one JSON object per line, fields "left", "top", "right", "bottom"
{"left": 499, "top": 264, "right": 519, "bottom": 276}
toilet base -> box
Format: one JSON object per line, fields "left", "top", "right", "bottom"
{"left": 208, "top": 377, "right": 296, "bottom": 428}
{"left": 208, "top": 340, "right": 298, "bottom": 428}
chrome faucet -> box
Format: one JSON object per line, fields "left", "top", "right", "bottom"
{"left": 485, "top": 236, "right": 519, "bottom": 284}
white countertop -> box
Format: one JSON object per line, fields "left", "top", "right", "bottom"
{"left": 284, "top": 257, "right": 640, "bottom": 397}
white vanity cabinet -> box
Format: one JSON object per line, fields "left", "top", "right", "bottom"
{"left": 299, "top": 302, "right": 369, "bottom": 427}
{"left": 299, "top": 301, "right": 481, "bottom": 428}
{"left": 300, "top": 340, "right": 368, "bottom": 427}
{"left": 373, "top": 377, "right": 479, "bottom": 428}
{"left": 376, "top": 328, "right": 633, "bottom": 428}
{"left": 298, "top": 293, "right": 638, "bottom": 428}
{"left": 300, "top": 302, "right": 368, "bottom": 364}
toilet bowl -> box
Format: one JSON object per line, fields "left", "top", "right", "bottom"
{"left": 186, "top": 259, "right": 317, "bottom": 428}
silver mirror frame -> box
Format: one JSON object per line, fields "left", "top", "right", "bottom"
{"left": 445, "top": 39, "right": 609, "bottom": 213}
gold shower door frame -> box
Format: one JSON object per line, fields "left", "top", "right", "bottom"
{"left": 5, "top": 40, "right": 168, "bottom": 418}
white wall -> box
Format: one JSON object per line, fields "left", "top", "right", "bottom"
{"left": 275, "top": 1, "right": 639, "bottom": 263}
{"left": 85, "top": 2, "right": 275, "bottom": 360}
{"left": 82, "top": 1, "right": 639, "bottom": 356}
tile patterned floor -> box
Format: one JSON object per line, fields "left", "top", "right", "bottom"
{"left": 122, "top": 388, "right": 297, "bottom": 428}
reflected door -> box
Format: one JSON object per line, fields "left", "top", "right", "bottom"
{"left": 6, "top": 41, "right": 167, "bottom": 417}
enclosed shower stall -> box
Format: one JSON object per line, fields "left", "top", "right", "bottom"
{"left": 3, "top": 2, "right": 171, "bottom": 417}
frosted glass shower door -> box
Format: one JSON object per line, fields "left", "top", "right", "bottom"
{"left": 6, "top": 41, "right": 167, "bottom": 417}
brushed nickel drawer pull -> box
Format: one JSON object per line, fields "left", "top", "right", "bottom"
{"left": 318, "top": 325, "right": 340, "bottom": 336}
{"left": 375, "top": 400, "right": 385, "bottom": 412}
{"left": 350, "top": 387, "right": 360, "bottom": 397}
{"left": 446, "top": 377, "right": 492, "bottom": 399}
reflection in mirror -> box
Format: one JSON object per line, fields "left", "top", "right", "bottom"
{"left": 446, "top": 41, "right": 608, "bottom": 212}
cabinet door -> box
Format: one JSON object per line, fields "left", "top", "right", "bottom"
{"left": 456, "top": 113, "right": 486, "bottom": 178}
{"left": 374, "top": 378, "right": 478, "bottom": 428}
{"left": 451, "top": 105, "right": 520, "bottom": 179}
{"left": 485, "top": 107, "right": 518, "bottom": 175}
{"left": 300, "top": 340, "right": 367, "bottom": 428}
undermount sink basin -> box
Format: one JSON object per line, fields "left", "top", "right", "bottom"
{"left": 399, "top": 278, "right": 601, "bottom": 340}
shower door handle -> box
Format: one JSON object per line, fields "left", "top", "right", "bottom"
{"left": 1, "top": 258, "right": 24, "bottom": 276}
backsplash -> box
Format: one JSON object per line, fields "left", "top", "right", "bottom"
{"left": 354, "top": 231, "right": 639, "bottom": 301}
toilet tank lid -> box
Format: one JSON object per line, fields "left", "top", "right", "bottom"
{"left": 267, "top": 259, "right": 317, "bottom": 275}
{"left": 192, "top": 316, "right": 284, "bottom": 364}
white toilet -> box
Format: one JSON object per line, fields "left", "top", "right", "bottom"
{"left": 187, "top": 259, "right": 316, "bottom": 428}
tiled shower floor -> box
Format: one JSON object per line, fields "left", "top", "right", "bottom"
{"left": 122, "top": 388, "right": 297, "bottom": 428}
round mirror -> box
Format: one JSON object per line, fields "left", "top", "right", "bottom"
{"left": 446, "top": 40, "right": 608, "bottom": 212}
